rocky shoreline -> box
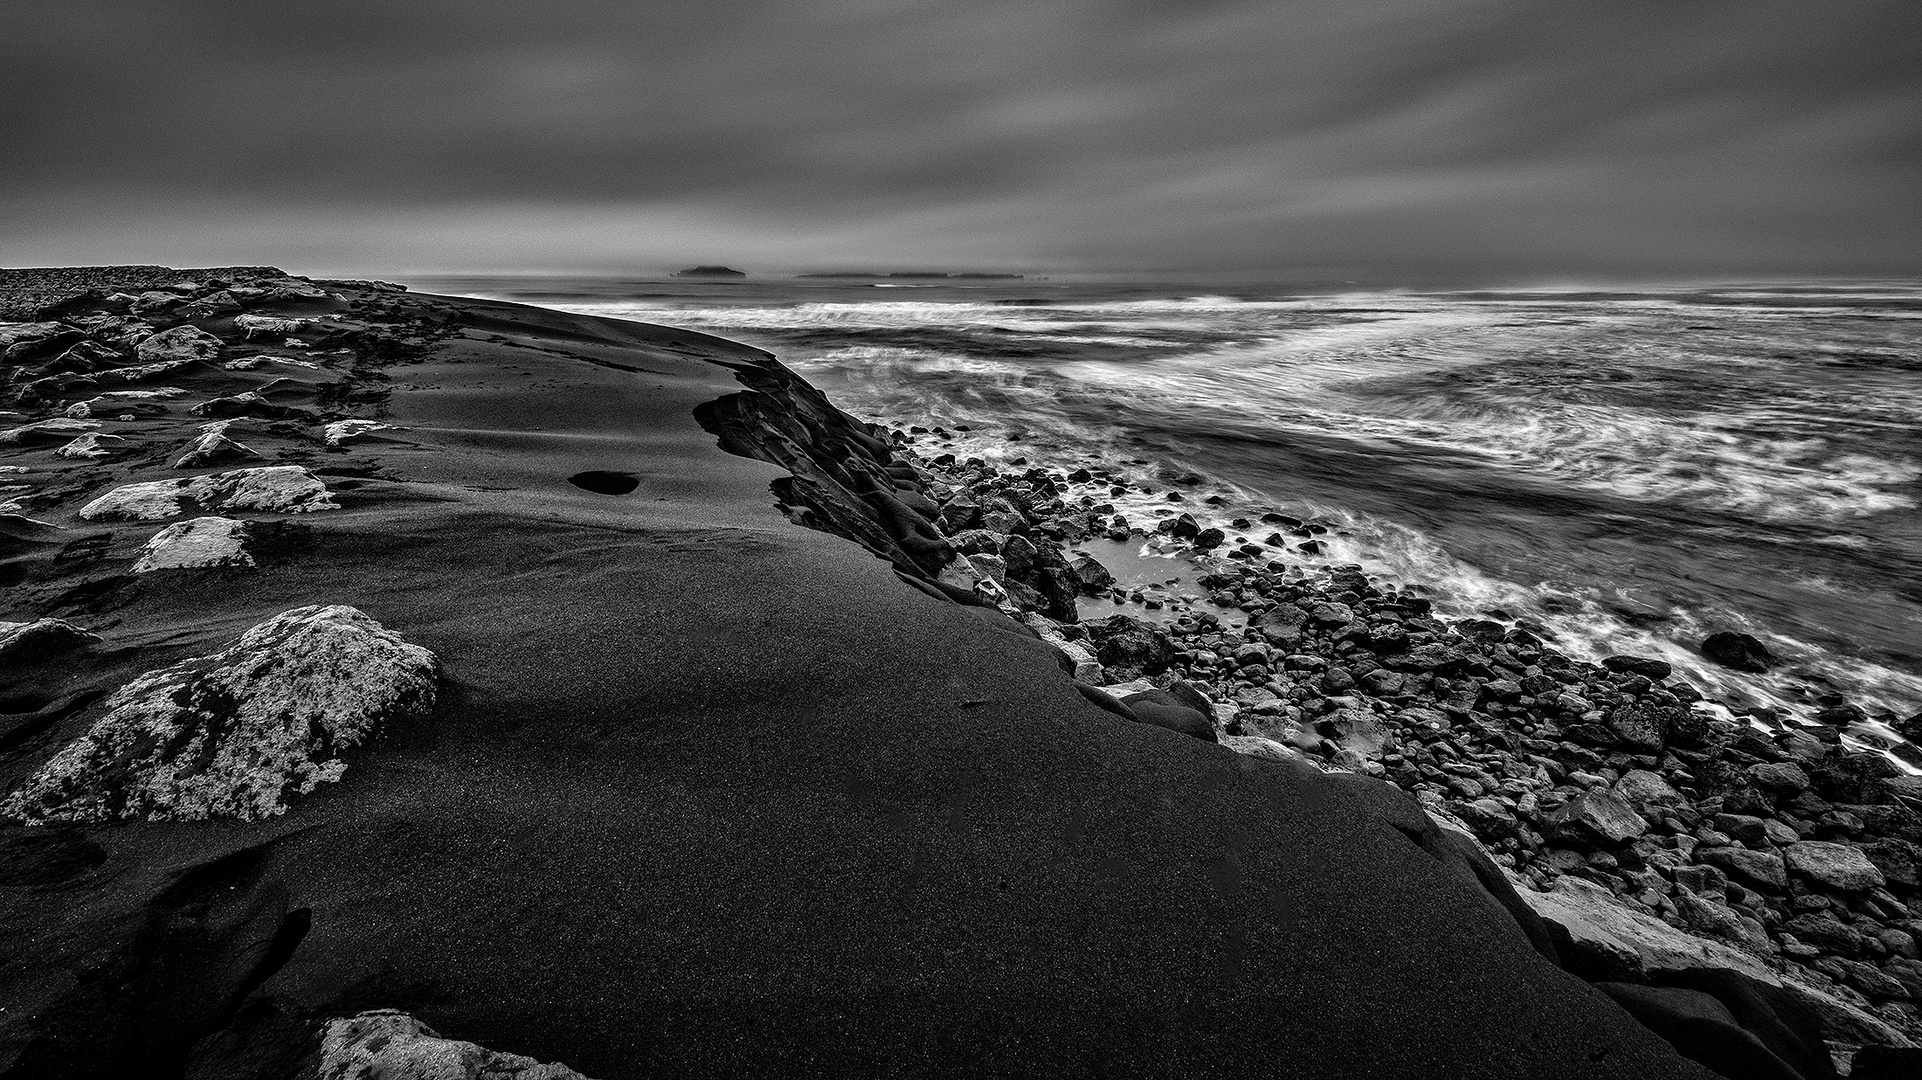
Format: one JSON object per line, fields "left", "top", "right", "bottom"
{"left": 822, "top": 421, "right": 1922, "bottom": 1076}
{"left": 0, "top": 265, "right": 1908, "bottom": 1078}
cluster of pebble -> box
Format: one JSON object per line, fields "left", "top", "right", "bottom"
{"left": 888, "top": 422, "right": 1922, "bottom": 1044}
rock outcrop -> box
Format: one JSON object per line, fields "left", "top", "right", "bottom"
{"left": 320, "top": 1010, "right": 597, "bottom": 1080}
{"left": 77, "top": 465, "right": 338, "bottom": 520}
{"left": 2, "top": 605, "right": 438, "bottom": 822}
{"left": 130, "top": 515, "right": 255, "bottom": 573}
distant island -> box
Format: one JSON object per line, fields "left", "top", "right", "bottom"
{"left": 796, "top": 271, "right": 1023, "bottom": 280}
{"left": 672, "top": 265, "right": 747, "bottom": 278}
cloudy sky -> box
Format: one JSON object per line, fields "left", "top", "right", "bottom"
{"left": 4, "top": 0, "right": 1918, "bottom": 281}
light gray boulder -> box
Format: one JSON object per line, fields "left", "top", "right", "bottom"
{"left": 132, "top": 324, "right": 222, "bottom": 364}
{"left": 1517, "top": 874, "right": 1777, "bottom": 984}
{"left": 319, "top": 1010, "right": 595, "bottom": 1080}
{"left": 1, "top": 605, "right": 437, "bottom": 822}
{"left": 54, "top": 433, "right": 132, "bottom": 460}
{"left": 323, "top": 418, "right": 389, "bottom": 446}
{"left": 172, "top": 429, "right": 265, "bottom": 468}
{"left": 1785, "top": 841, "right": 1886, "bottom": 891}
{"left": 233, "top": 313, "right": 309, "bottom": 339}
{"left": 77, "top": 465, "right": 337, "bottom": 520}
{"left": 131, "top": 516, "right": 255, "bottom": 573}
{"left": 0, "top": 418, "right": 100, "bottom": 445}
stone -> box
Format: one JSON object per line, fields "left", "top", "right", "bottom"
{"left": 1671, "top": 890, "right": 1772, "bottom": 953}
{"left": 1605, "top": 703, "right": 1671, "bottom": 754}
{"left": 0, "top": 417, "right": 100, "bottom": 445}
{"left": 53, "top": 432, "right": 131, "bottom": 460}
{"left": 173, "top": 428, "right": 265, "bottom": 468}
{"left": 1, "top": 605, "right": 438, "bottom": 823}
{"left": 1358, "top": 668, "right": 1404, "bottom": 697}
{"left": 1544, "top": 789, "right": 1648, "bottom": 848}
{"left": 1317, "top": 709, "right": 1392, "bottom": 760}
{"left": 1119, "top": 688, "right": 1217, "bottom": 743}
{"left": 1602, "top": 654, "right": 1673, "bottom": 680}
{"left": 0, "top": 618, "right": 99, "bottom": 667}
{"left": 1748, "top": 761, "right": 1812, "bottom": 794}
{"left": 319, "top": 1009, "right": 596, "bottom": 1080}
{"left": 1697, "top": 846, "right": 1789, "bottom": 891}
{"left": 1785, "top": 841, "right": 1886, "bottom": 891}
{"left": 133, "top": 324, "right": 222, "bottom": 365}
{"left": 1453, "top": 797, "right": 1520, "bottom": 842}
{"left": 1516, "top": 874, "right": 1776, "bottom": 983}
{"left": 77, "top": 465, "right": 338, "bottom": 521}
{"left": 1068, "top": 554, "right": 1114, "bottom": 592}
{"left": 1082, "top": 614, "right": 1175, "bottom": 681}
{"left": 1219, "top": 735, "right": 1310, "bottom": 765}
{"left": 1784, "top": 912, "right": 1864, "bottom": 955}
{"left": 131, "top": 516, "right": 255, "bottom": 573}
{"left": 232, "top": 313, "right": 310, "bottom": 339}
{"left": 190, "top": 391, "right": 309, "bottom": 420}
{"left": 1614, "top": 769, "right": 1684, "bottom": 817}
{"left": 1701, "top": 631, "right": 1774, "bottom": 673}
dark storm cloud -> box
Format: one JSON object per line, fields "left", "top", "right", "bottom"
{"left": 3, "top": 0, "right": 1918, "bottom": 278}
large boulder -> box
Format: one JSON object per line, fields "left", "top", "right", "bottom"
{"left": 1081, "top": 614, "right": 1174, "bottom": 681}
{"left": 173, "top": 428, "right": 265, "bottom": 468}
{"left": 1, "top": 605, "right": 438, "bottom": 822}
{"left": 1517, "top": 875, "right": 1775, "bottom": 984}
{"left": 130, "top": 516, "right": 255, "bottom": 573}
{"left": 77, "top": 465, "right": 338, "bottom": 521}
{"left": 1784, "top": 841, "right": 1886, "bottom": 892}
{"left": 1545, "top": 789, "right": 1649, "bottom": 848}
{"left": 0, "top": 618, "right": 99, "bottom": 668}
{"left": 132, "top": 324, "right": 222, "bottom": 365}
{"left": 319, "top": 1009, "right": 597, "bottom": 1080}
{"left": 1607, "top": 703, "right": 1674, "bottom": 754}
{"left": 1697, "top": 846, "right": 1789, "bottom": 891}
{"left": 1702, "top": 632, "right": 1774, "bottom": 674}
{"left": 1616, "top": 769, "right": 1686, "bottom": 818}
{"left": 1603, "top": 654, "right": 1674, "bottom": 680}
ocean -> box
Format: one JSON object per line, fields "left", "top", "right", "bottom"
{"left": 410, "top": 273, "right": 1922, "bottom": 744}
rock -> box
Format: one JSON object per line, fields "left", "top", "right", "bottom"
{"left": 1697, "top": 846, "right": 1789, "bottom": 891}
{"left": 1545, "top": 789, "right": 1649, "bottom": 848}
{"left": 672, "top": 265, "right": 747, "bottom": 278}
{"left": 1, "top": 605, "right": 438, "bottom": 822}
{"left": 1068, "top": 554, "right": 1114, "bottom": 592}
{"left": 1864, "top": 839, "right": 1922, "bottom": 890}
{"left": 1671, "top": 890, "right": 1772, "bottom": 953}
{"left": 323, "top": 420, "right": 389, "bottom": 447}
{"left": 132, "top": 324, "right": 222, "bottom": 365}
{"left": 1785, "top": 841, "right": 1886, "bottom": 891}
{"left": 232, "top": 313, "right": 309, "bottom": 339}
{"left": 62, "top": 388, "right": 187, "bottom": 418}
{"left": 1317, "top": 708, "right": 1392, "bottom": 760}
{"left": 1082, "top": 614, "right": 1175, "bottom": 681}
{"left": 1358, "top": 668, "right": 1404, "bottom": 697}
{"left": 1749, "top": 761, "right": 1812, "bottom": 794}
{"left": 319, "top": 1009, "right": 597, "bottom": 1080}
{"left": 190, "top": 391, "right": 309, "bottom": 420}
{"left": 1219, "top": 735, "right": 1309, "bottom": 765}
{"left": 1615, "top": 769, "right": 1685, "bottom": 817}
{"left": 1702, "top": 631, "right": 1774, "bottom": 673}
{"left": 0, "top": 618, "right": 99, "bottom": 667}
{"left": 1606, "top": 703, "right": 1672, "bottom": 754}
{"left": 77, "top": 465, "right": 338, "bottom": 521}
{"left": 1785, "top": 912, "right": 1864, "bottom": 955}
{"left": 1453, "top": 797, "right": 1520, "bottom": 842}
{"left": 1191, "top": 527, "right": 1225, "bottom": 550}
{"left": 0, "top": 417, "right": 100, "bottom": 445}
{"left": 1308, "top": 602, "right": 1354, "bottom": 627}
{"left": 130, "top": 516, "right": 255, "bottom": 573}
{"left": 173, "top": 429, "right": 265, "bottom": 468}
{"left": 1118, "top": 688, "right": 1217, "bottom": 742}
{"left": 1602, "top": 654, "right": 1673, "bottom": 680}
{"left": 54, "top": 432, "right": 131, "bottom": 460}
{"left": 1517, "top": 874, "right": 1776, "bottom": 983}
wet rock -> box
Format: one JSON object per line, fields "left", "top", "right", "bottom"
{"left": 1697, "top": 846, "right": 1789, "bottom": 891}
{"left": 319, "top": 1009, "right": 597, "bottom": 1080}
{"left": 1068, "top": 554, "right": 1114, "bottom": 592}
{"left": 1082, "top": 614, "right": 1175, "bottom": 681}
{"left": 131, "top": 516, "right": 255, "bottom": 573}
{"left": 0, "top": 618, "right": 99, "bottom": 667}
{"left": 1702, "top": 631, "right": 1774, "bottom": 673}
{"left": 1546, "top": 789, "right": 1649, "bottom": 848}
{"left": 132, "top": 324, "right": 222, "bottom": 365}
{"left": 1192, "top": 527, "right": 1225, "bottom": 550}
{"left": 1, "top": 605, "right": 438, "bottom": 822}
{"left": 1602, "top": 654, "right": 1673, "bottom": 680}
{"left": 1785, "top": 841, "right": 1886, "bottom": 891}
{"left": 77, "top": 465, "right": 338, "bottom": 521}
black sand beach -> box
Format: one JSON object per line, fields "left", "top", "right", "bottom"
{"left": 0, "top": 267, "right": 1896, "bottom": 1078}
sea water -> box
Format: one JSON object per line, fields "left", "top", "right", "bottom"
{"left": 413, "top": 274, "right": 1922, "bottom": 739}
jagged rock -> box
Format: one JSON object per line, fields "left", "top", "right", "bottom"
{"left": 0, "top": 417, "right": 100, "bottom": 445}
{"left": 1785, "top": 841, "right": 1886, "bottom": 891}
{"left": 0, "top": 618, "right": 99, "bottom": 667}
{"left": 1, "top": 605, "right": 438, "bottom": 822}
{"left": 1697, "top": 846, "right": 1789, "bottom": 891}
{"left": 131, "top": 516, "right": 254, "bottom": 573}
{"left": 233, "top": 313, "right": 310, "bottom": 339}
{"left": 1615, "top": 769, "right": 1685, "bottom": 817}
{"left": 1068, "top": 554, "right": 1114, "bottom": 592}
{"left": 1606, "top": 703, "right": 1672, "bottom": 754}
{"left": 1082, "top": 614, "right": 1175, "bottom": 681}
{"left": 62, "top": 388, "right": 188, "bottom": 418}
{"left": 1453, "top": 797, "right": 1520, "bottom": 841}
{"left": 132, "top": 324, "right": 222, "bottom": 365}
{"left": 54, "top": 432, "right": 132, "bottom": 460}
{"left": 1702, "top": 631, "right": 1774, "bottom": 673}
{"left": 1219, "top": 735, "right": 1310, "bottom": 765}
{"left": 1020, "top": 613, "right": 1102, "bottom": 682}
{"left": 1518, "top": 874, "right": 1776, "bottom": 983}
{"left": 77, "top": 465, "right": 338, "bottom": 520}
{"left": 323, "top": 418, "right": 389, "bottom": 446}
{"left": 173, "top": 428, "right": 265, "bottom": 468}
{"left": 319, "top": 1009, "right": 596, "bottom": 1080}
{"left": 1545, "top": 789, "right": 1648, "bottom": 848}
{"left": 1750, "top": 761, "right": 1812, "bottom": 794}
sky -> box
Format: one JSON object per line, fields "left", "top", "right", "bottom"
{"left": 3, "top": 0, "right": 1919, "bottom": 281}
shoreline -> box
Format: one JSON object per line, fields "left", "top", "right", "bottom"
{"left": 0, "top": 265, "right": 1913, "bottom": 1078}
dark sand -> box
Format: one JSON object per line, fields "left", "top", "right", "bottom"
{"left": 0, "top": 273, "right": 1711, "bottom": 1077}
